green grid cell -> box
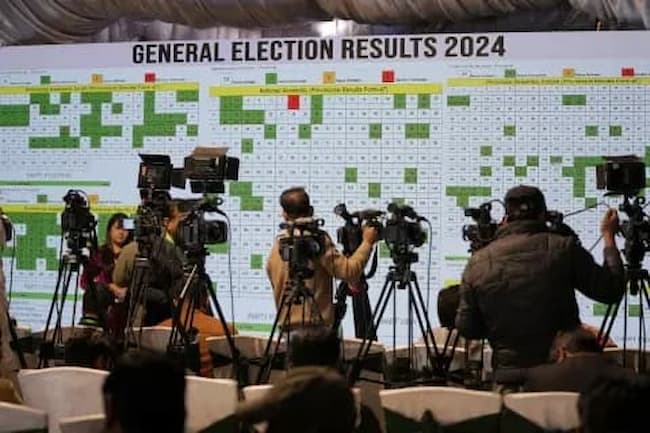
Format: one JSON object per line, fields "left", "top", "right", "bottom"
{"left": 446, "top": 186, "right": 492, "bottom": 208}
{"left": 311, "top": 95, "right": 323, "bottom": 124}
{"left": 176, "top": 89, "right": 199, "bottom": 102}
{"left": 504, "top": 125, "right": 516, "bottom": 137}
{"left": 111, "top": 103, "right": 123, "bottom": 114}
{"left": 59, "top": 126, "right": 70, "bottom": 136}
{"left": 585, "top": 197, "right": 598, "bottom": 208}
{"left": 379, "top": 243, "right": 391, "bottom": 259}
{"left": 208, "top": 243, "right": 230, "bottom": 255}
{"left": 515, "top": 166, "right": 527, "bottom": 177}
{"left": 392, "top": 198, "right": 406, "bottom": 206}
{"left": 447, "top": 95, "right": 470, "bottom": 107}
{"left": 29, "top": 136, "right": 80, "bottom": 149}
{"left": 585, "top": 125, "right": 599, "bottom": 137}
{"left": 504, "top": 69, "right": 516, "bottom": 78}
{"left": 265, "top": 73, "right": 278, "bottom": 85}
{"left": 404, "top": 168, "right": 418, "bottom": 184}
{"left": 629, "top": 305, "right": 641, "bottom": 317}
{"left": 405, "top": 123, "right": 430, "bottom": 139}
{"left": 40, "top": 75, "right": 51, "bottom": 84}
{"left": 480, "top": 146, "right": 492, "bottom": 157}
{"left": 241, "top": 138, "right": 254, "bottom": 154}
{"left": 550, "top": 156, "right": 563, "bottom": 164}
{"left": 593, "top": 303, "right": 608, "bottom": 316}
{"left": 36, "top": 194, "right": 48, "bottom": 204}
{"left": 264, "top": 124, "right": 277, "bottom": 139}
{"left": 609, "top": 125, "right": 622, "bottom": 137}
{"left": 0, "top": 105, "right": 30, "bottom": 127}
{"left": 81, "top": 92, "right": 123, "bottom": 148}
{"left": 250, "top": 254, "right": 264, "bottom": 270}
{"left": 229, "top": 181, "right": 253, "bottom": 197}
{"left": 30, "top": 93, "right": 60, "bottom": 115}
{"left": 345, "top": 167, "right": 358, "bottom": 183}
{"left": 186, "top": 124, "right": 198, "bottom": 137}
{"left": 527, "top": 156, "right": 539, "bottom": 167}
{"left": 480, "top": 166, "right": 492, "bottom": 177}
{"left": 393, "top": 94, "right": 406, "bottom": 109}
{"left": 299, "top": 124, "right": 312, "bottom": 139}
{"left": 60, "top": 93, "right": 71, "bottom": 104}
{"left": 369, "top": 123, "right": 382, "bottom": 139}
{"left": 503, "top": 156, "right": 516, "bottom": 167}
{"left": 368, "top": 183, "right": 381, "bottom": 198}
{"left": 241, "top": 196, "right": 264, "bottom": 212}
{"left": 417, "top": 94, "right": 431, "bottom": 109}
{"left": 562, "top": 94, "right": 587, "bottom": 106}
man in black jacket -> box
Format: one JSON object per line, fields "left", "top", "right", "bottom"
{"left": 455, "top": 185, "right": 625, "bottom": 389}
{"left": 523, "top": 328, "right": 636, "bottom": 393}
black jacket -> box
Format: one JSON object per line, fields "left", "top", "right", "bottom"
{"left": 523, "top": 354, "right": 637, "bottom": 393}
{"left": 455, "top": 220, "right": 624, "bottom": 371}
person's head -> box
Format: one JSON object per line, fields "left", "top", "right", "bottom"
{"left": 236, "top": 366, "right": 356, "bottom": 433}
{"left": 163, "top": 200, "right": 187, "bottom": 239}
{"left": 104, "top": 213, "right": 130, "bottom": 249}
{"left": 64, "top": 328, "right": 114, "bottom": 370}
{"left": 288, "top": 326, "right": 340, "bottom": 369}
{"left": 504, "top": 185, "right": 547, "bottom": 222}
{"left": 280, "top": 187, "right": 313, "bottom": 221}
{"left": 103, "top": 351, "right": 186, "bottom": 433}
{"left": 578, "top": 375, "right": 650, "bottom": 433}
{"left": 550, "top": 328, "right": 603, "bottom": 362}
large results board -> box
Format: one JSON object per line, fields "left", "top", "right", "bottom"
{"left": 1, "top": 32, "right": 649, "bottom": 346}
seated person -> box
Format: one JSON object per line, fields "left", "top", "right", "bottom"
{"left": 64, "top": 328, "right": 114, "bottom": 370}
{"left": 236, "top": 366, "right": 356, "bottom": 433}
{"left": 103, "top": 351, "right": 185, "bottom": 433}
{"left": 523, "top": 327, "right": 636, "bottom": 393}
{"left": 579, "top": 374, "right": 650, "bottom": 433}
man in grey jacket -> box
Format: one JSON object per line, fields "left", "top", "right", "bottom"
{"left": 455, "top": 185, "right": 624, "bottom": 388}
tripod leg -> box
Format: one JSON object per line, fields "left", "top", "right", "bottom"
{"left": 39, "top": 261, "right": 66, "bottom": 367}
{"left": 256, "top": 293, "right": 288, "bottom": 384}
{"left": 349, "top": 278, "right": 395, "bottom": 386}
{"left": 410, "top": 275, "right": 443, "bottom": 376}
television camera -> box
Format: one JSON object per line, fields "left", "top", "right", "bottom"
{"left": 384, "top": 202, "right": 426, "bottom": 266}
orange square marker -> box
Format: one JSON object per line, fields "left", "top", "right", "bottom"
{"left": 323, "top": 71, "right": 336, "bottom": 84}
{"left": 91, "top": 74, "right": 103, "bottom": 84}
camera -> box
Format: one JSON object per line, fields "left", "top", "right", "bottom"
{"left": 177, "top": 196, "right": 229, "bottom": 258}
{"left": 135, "top": 148, "right": 239, "bottom": 256}
{"left": 61, "top": 190, "right": 97, "bottom": 254}
{"left": 596, "top": 155, "right": 646, "bottom": 197}
{"left": 597, "top": 155, "right": 650, "bottom": 271}
{"left": 462, "top": 202, "right": 499, "bottom": 252}
{"left": 334, "top": 203, "right": 384, "bottom": 255}
{"left": 384, "top": 203, "right": 426, "bottom": 264}
{"left": 279, "top": 218, "right": 326, "bottom": 280}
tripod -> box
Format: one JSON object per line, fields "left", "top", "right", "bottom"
{"left": 256, "top": 272, "right": 324, "bottom": 384}
{"left": 38, "top": 252, "right": 84, "bottom": 367}
{"left": 599, "top": 264, "right": 650, "bottom": 372}
{"left": 167, "top": 253, "right": 242, "bottom": 381}
{"left": 122, "top": 254, "right": 152, "bottom": 350}
{"left": 348, "top": 254, "right": 444, "bottom": 387}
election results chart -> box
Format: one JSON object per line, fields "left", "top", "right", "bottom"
{"left": 1, "top": 31, "right": 649, "bottom": 346}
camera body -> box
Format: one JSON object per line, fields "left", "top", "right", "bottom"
{"left": 279, "top": 218, "right": 325, "bottom": 280}
{"left": 61, "top": 190, "right": 97, "bottom": 254}
{"left": 135, "top": 149, "right": 239, "bottom": 257}
{"left": 384, "top": 203, "right": 426, "bottom": 265}
{"left": 462, "top": 202, "right": 499, "bottom": 252}
{"left": 334, "top": 203, "right": 384, "bottom": 255}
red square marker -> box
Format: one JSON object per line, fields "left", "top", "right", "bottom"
{"left": 145, "top": 72, "right": 156, "bottom": 83}
{"left": 287, "top": 95, "right": 300, "bottom": 110}
{"left": 622, "top": 67, "right": 635, "bottom": 77}
{"left": 382, "top": 70, "right": 395, "bottom": 83}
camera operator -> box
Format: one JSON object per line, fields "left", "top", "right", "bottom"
{"left": 267, "top": 187, "right": 378, "bottom": 326}
{"left": 455, "top": 185, "right": 625, "bottom": 391}
{"left": 113, "top": 200, "right": 186, "bottom": 326}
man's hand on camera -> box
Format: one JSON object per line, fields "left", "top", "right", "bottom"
{"left": 601, "top": 208, "right": 619, "bottom": 247}
{"left": 362, "top": 225, "right": 379, "bottom": 244}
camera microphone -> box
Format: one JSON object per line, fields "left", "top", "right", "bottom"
{"left": 334, "top": 203, "right": 352, "bottom": 221}
{"left": 387, "top": 203, "right": 428, "bottom": 222}
{"left": 352, "top": 209, "right": 384, "bottom": 220}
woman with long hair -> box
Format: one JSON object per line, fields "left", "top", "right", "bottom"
{"left": 80, "top": 213, "right": 132, "bottom": 328}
